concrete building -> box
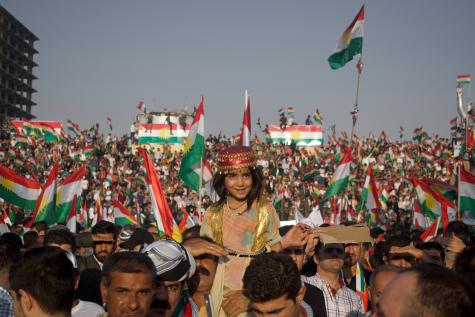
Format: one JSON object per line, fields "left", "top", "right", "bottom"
{"left": 0, "top": 5, "right": 38, "bottom": 127}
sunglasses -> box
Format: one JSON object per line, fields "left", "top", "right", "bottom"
{"left": 283, "top": 248, "right": 305, "bottom": 256}
{"left": 323, "top": 247, "right": 344, "bottom": 255}
{"left": 93, "top": 240, "right": 115, "bottom": 246}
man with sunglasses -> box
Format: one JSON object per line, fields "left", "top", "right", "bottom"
{"left": 77, "top": 220, "right": 117, "bottom": 305}
{"left": 280, "top": 225, "right": 327, "bottom": 317}
{"left": 302, "top": 242, "right": 364, "bottom": 317}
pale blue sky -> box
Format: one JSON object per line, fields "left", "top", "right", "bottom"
{"left": 2, "top": 0, "right": 475, "bottom": 139}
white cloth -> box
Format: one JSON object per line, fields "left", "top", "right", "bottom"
{"left": 71, "top": 300, "right": 104, "bottom": 317}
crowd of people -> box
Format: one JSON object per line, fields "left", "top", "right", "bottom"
{"left": 0, "top": 120, "right": 471, "bottom": 229}
{"left": 0, "top": 121, "right": 474, "bottom": 317}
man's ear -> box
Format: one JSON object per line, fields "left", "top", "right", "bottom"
{"left": 100, "top": 281, "right": 108, "bottom": 306}
{"left": 296, "top": 284, "right": 306, "bottom": 304}
{"left": 382, "top": 255, "right": 388, "bottom": 264}
{"left": 313, "top": 254, "right": 320, "bottom": 266}
{"left": 18, "top": 289, "right": 34, "bottom": 313}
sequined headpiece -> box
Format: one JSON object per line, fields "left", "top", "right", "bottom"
{"left": 217, "top": 145, "right": 256, "bottom": 174}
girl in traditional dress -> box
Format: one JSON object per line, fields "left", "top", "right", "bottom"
{"left": 201, "top": 145, "right": 308, "bottom": 317}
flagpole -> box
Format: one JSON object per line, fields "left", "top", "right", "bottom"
{"left": 198, "top": 159, "right": 204, "bottom": 211}
{"left": 351, "top": 56, "right": 363, "bottom": 143}
{"left": 457, "top": 162, "right": 461, "bottom": 221}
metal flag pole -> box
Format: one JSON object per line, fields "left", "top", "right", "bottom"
{"left": 351, "top": 56, "right": 363, "bottom": 143}
{"left": 457, "top": 163, "right": 461, "bottom": 220}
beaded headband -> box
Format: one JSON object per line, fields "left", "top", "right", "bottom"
{"left": 217, "top": 145, "right": 256, "bottom": 174}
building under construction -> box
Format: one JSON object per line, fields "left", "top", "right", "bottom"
{"left": 0, "top": 5, "right": 38, "bottom": 128}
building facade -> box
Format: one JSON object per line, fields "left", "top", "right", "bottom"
{"left": 0, "top": 5, "right": 38, "bottom": 127}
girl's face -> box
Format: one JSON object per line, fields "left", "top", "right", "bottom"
{"left": 224, "top": 168, "right": 253, "bottom": 202}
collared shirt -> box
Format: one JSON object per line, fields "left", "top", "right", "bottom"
{"left": 302, "top": 273, "right": 364, "bottom": 317}
{"left": 0, "top": 286, "right": 14, "bottom": 317}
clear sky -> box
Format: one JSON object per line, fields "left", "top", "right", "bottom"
{"left": 2, "top": 0, "right": 475, "bottom": 139}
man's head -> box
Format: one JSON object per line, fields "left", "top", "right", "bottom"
{"left": 190, "top": 237, "right": 219, "bottom": 293}
{"left": 279, "top": 225, "right": 306, "bottom": 271}
{"left": 368, "top": 265, "right": 401, "bottom": 311}
{"left": 344, "top": 243, "right": 363, "bottom": 267}
{"left": 101, "top": 251, "right": 157, "bottom": 317}
{"left": 92, "top": 220, "right": 117, "bottom": 262}
{"left": 22, "top": 231, "right": 40, "bottom": 249}
{"left": 142, "top": 239, "right": 196, "bottom": 317}
{"left": 375, "top": 263, "right": 475, "bottom": 317}
{"left": 243, "top": 253, "right": 305, "bottom": 317}
{"left": 44, "top": 229, "right": 76, "bottom": 253}
{"left": 313, "top": 242, "right": 345, "bottom": 274}
{"left": 384, "top": 235, "right": 414, "bottom": 269}
{"left": 418, "top": 241, "right": 445, "bottom": 265}
{"left": 9, "top": 247, "right": 75, "bottom": 317}
{"left": 31, "top": 221, "right": 48, "bottom": 245}
{"left": 0, "top": 238, "right": 21, "bottom": 288}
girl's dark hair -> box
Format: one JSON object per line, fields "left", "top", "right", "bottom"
{"left": 212, "top": 166, "right": 264, "bottom": 209}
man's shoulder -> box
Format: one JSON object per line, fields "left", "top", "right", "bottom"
{"left": 77, "top": 255, "right": 100, "bottom": 270}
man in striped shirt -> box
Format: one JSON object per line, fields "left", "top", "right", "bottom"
{"left": 302, "top": 242, "right": 364, "bottom": 317}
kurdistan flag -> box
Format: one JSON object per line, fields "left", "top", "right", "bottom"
{"left": 112, "top": 199, "right": 138, "bottom": 226}
{"left": 179, "top": 96, "right": 205, "bottom": 191}
{"left": 56, "top": 165, "right": 86, "bottom": 223}
{"left": 30, "top": 163, "right": 59, "bottom": 226}
{"left": 413, "top": 178, "right": 456, "bottom": 233}
{"left": 459, "top": 168, "right": 475, "bottom": 224}
{"left": 357, "top": 163, "right": 381, "bottom": 212}
{"left": 323, "top": 149, "right": 354, "bottom": 201}
{"left": 0, "top": 164, "right": 41, "bottom": 211}
{"left": 328, "top": 5, "right": 365, "bottom": 70}
{"left": 141, "top": 148, "right": 181, "bottom": 241}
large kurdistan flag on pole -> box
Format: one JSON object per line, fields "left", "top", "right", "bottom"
{"left": 328, "top": 5, "right": 365, "bottom": 70}
{"left": 179, "top": 96, "right": 205, "bottom": 192}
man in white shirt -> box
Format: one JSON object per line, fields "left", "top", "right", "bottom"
{"left": 302, "top": 242, "right": 364, "bottom": 317}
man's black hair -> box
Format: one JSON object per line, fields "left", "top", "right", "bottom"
{"left": 418, "top": 241, "right": 445, "bottom": 262}
{"left": 0, "top": 238, "right": 20, "bottom": 271}
{"left": 44, "top": 229, "right": 77, "bottom": 252}
{"left": 92, "top": 220, "right": 117, "bottom": 239}
{"left": 9, "top": 246, "right": 75, "bottom": 315}
{"left": 101, "top": 251, "right": 157, "bottom": 288}
{"left": 32, "top": 220, "right": 48, "bottom": 232}
{"left": 445, "top": 221, "right": 471, "bottom": 245}
{"left": 384, "top": 234, "right": 412, "bottom": 255}
{"left": 243, "top": 252, "right": 301, "bottom": 303}
{"left": 22, "top": 230, "right": 39, "bottom": 249}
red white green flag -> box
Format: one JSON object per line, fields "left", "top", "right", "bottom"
{"left": 413, "top": 178, "right": 456, "bottom": 233}
{"left": 328, "top": 5, "right": 364, "bottom": 70}
{"left": 0, "top": 164, "right": 41, "bottom": 211}
{"left": 66, "top": 195, "right": 78, "bottom": 233}
{"left": 459, "top": 168, "right": 475, "bottom": 224}
{"left": 179, "top": 96, "right": 206, "bottom": 192}
{"left": 56, "top": 165, "right": 86, "bottom": 223}
{"left": 420, "top": 217, "right": 440, "bottom": 242}
{"left": 357, "top": 163, "right": 381, "bottom": 212}
{"left": 112, "top": 199, "right": 138, "bottom": 226}
{"left": 240, "top": 90, "right": 251, "bottom": 146}
{"left": 29, "top": 163, "right": 59, "bottom": 226}
{"left": 141, "top": 148, "right": 181, "bottom": 241}
{"left": 323, "top": 149, "right": 354, "bottom": 201}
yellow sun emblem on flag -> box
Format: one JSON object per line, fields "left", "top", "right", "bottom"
{"left": 183, "top": 137, "right": 192, "bottom": 154}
